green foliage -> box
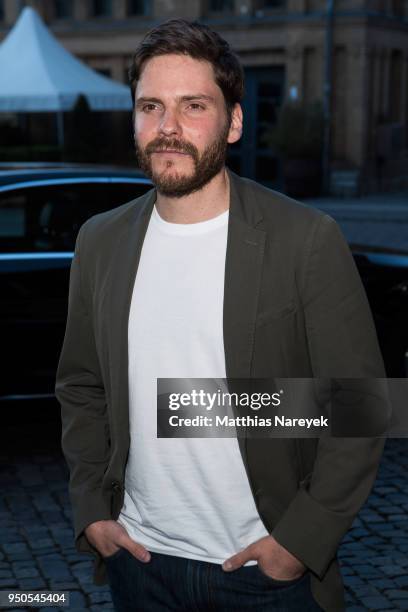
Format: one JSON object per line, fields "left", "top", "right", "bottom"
{"left": 263, "top": 101, "right": 325, "bottom": 160}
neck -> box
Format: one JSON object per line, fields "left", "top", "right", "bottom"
{"left": 154, "top": 167, "right": 230, "bottom": 224}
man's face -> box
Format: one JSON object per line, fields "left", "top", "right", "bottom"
{"left": 133, "top": 54, "right": 242, "bottom": 198}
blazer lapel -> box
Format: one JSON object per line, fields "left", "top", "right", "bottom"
{"left": 107, "top": 188, "right": 156, "bottom": 451}
{"left": 223, "top": 170, "right": 266, "bottom": 379}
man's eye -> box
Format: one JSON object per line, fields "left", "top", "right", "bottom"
{"left": 188, "top": 103, "right": 205, "bottom": 111}
{"left": 142, "top": 104, "right": 158, "bottom": 112}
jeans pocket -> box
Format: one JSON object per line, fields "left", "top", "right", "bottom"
{"left": 255, "top": 565, "right": 308, "bottom": 588}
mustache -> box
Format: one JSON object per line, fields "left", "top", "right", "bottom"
{"left": 144, "top": 138, "right": 198, "bottom": 157}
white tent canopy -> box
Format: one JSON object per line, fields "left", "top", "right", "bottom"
{"left": 0, "top": 6, "right": 133, "bottom": 113}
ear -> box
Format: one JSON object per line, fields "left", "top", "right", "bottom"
{"left": 227, "top": 103, "right": 243, "bottom": 145}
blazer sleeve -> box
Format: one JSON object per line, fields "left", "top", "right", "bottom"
{"left": 55, "top": 221, "right": 112, "bottom": 556}
{"left": 271, "top": 214, "right": 391, "bottom": 579}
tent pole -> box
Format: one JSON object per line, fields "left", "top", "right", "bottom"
{"left": 56, "top": 110, "right": 64, "bottom": 154}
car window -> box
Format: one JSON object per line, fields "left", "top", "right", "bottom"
{"left": 0, "top": 181, "right": 128, "bottom": 253}
{"left": 108, "top": 181, "right": 151, "bottom": 208}
{"left": 0, "top": 192, "right": 26, "bottom": 239}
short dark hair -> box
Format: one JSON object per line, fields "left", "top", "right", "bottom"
{"left": 128, "top": 19, "right": 244, "bottom": 118}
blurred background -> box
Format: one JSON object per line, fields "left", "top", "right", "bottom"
{"left": 0, "top": 2, "right": 408, "bottom": 611}
{"left": 0, "top": 0, "right": 408, "bottom": 196}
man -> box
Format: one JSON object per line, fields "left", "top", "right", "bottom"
{"left": 55, "top": 19, "right": 388, "bottom": 612}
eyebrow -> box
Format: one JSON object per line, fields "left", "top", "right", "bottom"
{"left": 135, "top": 94, "right": 216, "bottom": 107}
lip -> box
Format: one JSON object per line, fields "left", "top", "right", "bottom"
{"left": 153, "top": 150, "right": 189, "bottom": 155}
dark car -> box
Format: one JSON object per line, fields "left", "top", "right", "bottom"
{"left": 0, "top": 164, "right": 151, "bottom": 402}
{"left": 0, "top": 165, "right": 407, "bottom": 404}
{"left": 351, "top": 246, "right": 408, "bottom": 377}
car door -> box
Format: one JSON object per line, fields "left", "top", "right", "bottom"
{"left": 0, "top": 179, "right": 118, "bottom": 400}
{"left": 353, "top": 251, "right": 408, "bottom": 377}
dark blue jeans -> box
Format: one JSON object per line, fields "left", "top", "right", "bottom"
{"left": 105, "top": 548, "right": 323, "bottom": 611}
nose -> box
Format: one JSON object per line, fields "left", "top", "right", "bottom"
{"left": 159, "top": 108, "right": 181, "bottom": 137}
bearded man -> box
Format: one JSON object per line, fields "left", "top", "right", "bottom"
{"left": 55, "top": 19, "right": 387, "bottom": 612}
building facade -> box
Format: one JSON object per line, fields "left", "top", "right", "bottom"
{"left": 1, "top": 0, "right": 408, "bottom": 192}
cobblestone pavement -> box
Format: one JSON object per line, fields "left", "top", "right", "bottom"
{"left": 0, "top": 438, "right": 407, "bottom": 612}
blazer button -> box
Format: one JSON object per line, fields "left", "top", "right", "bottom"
{"left": 111, "top": 481, "right": 121, "bottom": 492}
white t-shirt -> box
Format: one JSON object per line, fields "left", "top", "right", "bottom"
{"left": 117, "top": 205, "right": 269, "bottom": 564}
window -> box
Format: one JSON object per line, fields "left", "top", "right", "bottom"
{"left": 262, "top": 0, "right": 285, "bottom": 6}
{"left": 255, "top": 0, "right": 285, "bottom": 9}
{"left": 389, "top": 50, "right": 403, "bottom": 122}
{"left": 254, "top": 0, "right": 286, "bottom": 15}
{"left": 305, "top": 0, "right": 323, "bottom": 11}
{"left": 127, "top": 0, "right": 149, "bottom": 15}
{"left": 0, "top": 183, "right": 106, "bottom": 253}
{"left": 0, "top": 192, "right": 26, "bottom": 241}
{"left": 54, "top": 0, "right": 72, "bottom": 18}
{"left": 92, "top": 0, "right": 113, "bottom": 17}
{"left": 209, "top": 0, "right": 234, "bottom": 12}
{"left": 0, "top": 181, "right": 151, "bottom": 253}
{"left": 108, "top": 182, "right": 151, "bottom": 208}
{"left": 227, "top": 66, "right": 285, "bottom": 187}
{"left": 392, "top": 0, "right": 404, "bottom": 17}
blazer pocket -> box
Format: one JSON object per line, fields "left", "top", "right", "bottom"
{"left": 256, "top": 302, "right": 297, "bottom": 328}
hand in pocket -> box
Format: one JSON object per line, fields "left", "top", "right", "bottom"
{"left": 85, "top": 519, "right": 151, "bottom": 562}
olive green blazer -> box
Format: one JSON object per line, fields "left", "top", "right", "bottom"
{"left": 55, "top": 169, "right": 388, "bottom": 612}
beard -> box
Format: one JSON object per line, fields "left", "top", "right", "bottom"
{"left": 135, "top": 121, "right": 230, "bottom": 198}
